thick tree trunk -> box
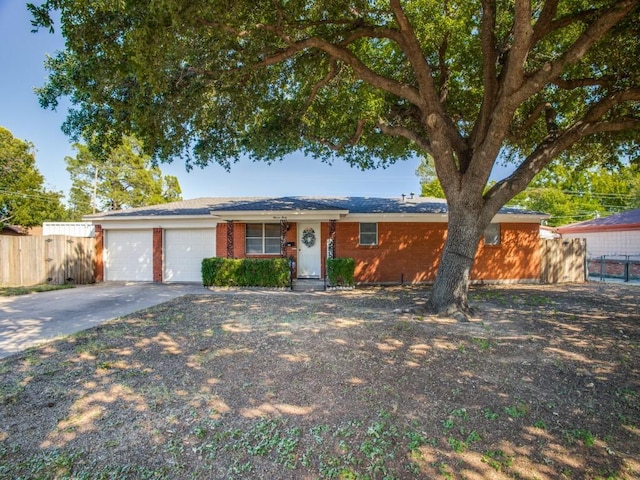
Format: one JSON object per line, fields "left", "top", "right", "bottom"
{"left": 429, "top": 205, "right": 486, "bottom": 318}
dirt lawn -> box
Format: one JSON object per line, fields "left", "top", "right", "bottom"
{"left": 1, "top": 283, "right": 639, "bottom": 479}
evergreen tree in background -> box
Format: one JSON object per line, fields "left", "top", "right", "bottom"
{"left": 66, "top": 137, "right": 182, "bottom": 219}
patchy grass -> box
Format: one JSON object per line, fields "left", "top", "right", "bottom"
{"left": 0, "top": 284, "right": 639, "bottom": 479}
{"left": 0, "top": 284, "right": 75, "bottom": 296}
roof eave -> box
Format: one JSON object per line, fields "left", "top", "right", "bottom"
{"left": 210, "top": 209, "right": 348, "bottom": 221}
{"left": 558, "top": 223, "right": 640, "bottom": 234}
{"left": 84, "top": 214, "right": 220, "bottom": 222}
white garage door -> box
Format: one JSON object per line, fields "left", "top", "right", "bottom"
{"left": 164, "top": 229, "right": 216, "bottom": 282}
{"left": 105, "top": 230, "right": 153, "bottom": 281}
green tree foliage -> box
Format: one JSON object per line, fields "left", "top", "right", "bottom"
{"left": 66, "top": 137, "right": 182, "bottom": 218}
{"left": 0, "top": 126, "right": 68, "bottom": 227}
{"left": 29, "top": 1, "right": 640, "bottom": 315}
{"left": 416, "top": 156, "right": 445, "bottom": 198}
{"left": 511, "top": 161, "right": 640, "bottom": 226}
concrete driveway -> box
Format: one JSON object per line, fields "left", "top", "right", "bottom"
{"left": 0, "top": 282, "right": 210, "bottom": 359}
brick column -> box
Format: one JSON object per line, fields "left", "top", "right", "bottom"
{"left": 94, "top": 225, "right": 104, "bottom": 282}
{"left": 152, "top": 228, "right": 163, "bottom": 283}
{"left": 280, "top": 219, "right": 289, "bottom": 257}
{"left": 226, "top": 221, "right": 234, "bottom": 258}
{"left": 329, "top": 220, "right": 336, "bottom": 258}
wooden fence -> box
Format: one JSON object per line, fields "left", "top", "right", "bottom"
{"left": 0, "top": 235, "right": 95, "bottom": 286}
{"left": 540, "top": 238, "right": 586, "bottom": 284}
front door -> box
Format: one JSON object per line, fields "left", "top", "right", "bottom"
{"left": 297, "top": 222, "right": 321, "bottom": 278}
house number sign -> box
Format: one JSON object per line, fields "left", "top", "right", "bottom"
{"left": 302, "top": 228, "right": 316, "bottom": 248}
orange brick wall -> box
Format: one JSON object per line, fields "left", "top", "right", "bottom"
{"left": 335, "top": 222, "right": 446, "bottom": 284}
{"left": 152, "top": 228, "right": 163, "bottom": 283}
{"left": 472, "top": 223, "right": 541, "bottom": 281}
{"left": 214, "top": 220, "right": 541, "bottom": 284}
{"left": 94, "top": 224, "right": 104, "bottom": 282}
{"left": 215, "top": 223, "right": 227, "bottom": 257}
{"left": 334, "top": 221, "right": 540, "bottom": 284}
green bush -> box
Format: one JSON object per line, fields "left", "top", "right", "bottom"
{"left": 326, "top": 257, "right": 355, "bottom": 287}
{"left": 202, "top": 257, "right": 290, "bottom": 287}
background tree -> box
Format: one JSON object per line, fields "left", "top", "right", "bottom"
{"left": 0, "top": 126, "right": 68, "bottom": 227}
{"left": 510, "top": 160, "right": 640, "bottom": 226}
{"left": 415, "top": 156, "right": 445, "bottom": 198}
{"left": 66, "top": 137, "right": 183, "bottom": 218}
{"left": 30, "top": 0, "right": 640, "bottom": 316}
{"left": 417, "top": 155, "right": 640, "bottom": 225}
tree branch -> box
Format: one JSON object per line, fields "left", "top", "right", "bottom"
{"left": 438, "top": 32, "right": 450, "bottom": 103}
{"left": 503, "top": 0, "right": 534, "bottom": 93}
{"left": 517, "top": 0, "right": 638, "bottom": 103}
{"left": 338, "top": 26, "right": 405, "bottom": 47}
{"left": 472, "top": 0, "right": 498, "bottom": 150}
{"left": 518, "top": 101, "right": 548, "bottom": 133}
{"left": 475, "top": 0, "right": 638, "bottom": 186}
{"left": 531, "top": 0, "right": 560, "bottom": 42}
{"left": 532, "top": 5, "right": 600, "bottom": 44}
{"left": 214, "top": 35, "right": 424, "bottom": 106}
{"left": 582, "top": 88, "right": 640, "bottom": 121}
{"left": 301, "top": 60, "right": 340, "bottom": 114}
{"left": 376, "top": 121, "right": 433, "bottom": 155}
{"left": 484, "top": 87, "right": 640, "bottom": 213}
{"left": 304, "top": 119, "right": 366, "bottom": 151}
{"left": 389, "top": 0, "right": 470, "bottom": 170}
{"left": 553, "top": 76, "right": 622, "bottom": 90}
{"left": 388, "top": 0, "right": 438, "bottom": 109}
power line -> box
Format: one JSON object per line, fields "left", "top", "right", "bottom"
{"left": 0, "top": 188, "right": 65, "bottom": 202}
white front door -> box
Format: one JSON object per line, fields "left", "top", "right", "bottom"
{"left": 297, "top": 222, "right": 321, "bottom": 278}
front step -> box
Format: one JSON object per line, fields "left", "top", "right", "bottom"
{"left": 292, "top": 278, "right": 325, "bottom": 292}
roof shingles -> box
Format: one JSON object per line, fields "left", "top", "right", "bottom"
{"left": 84, "top": 196, "right": 541, "bottom": 219}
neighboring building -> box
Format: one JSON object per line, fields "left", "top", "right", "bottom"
{"left": 557, "top": 208, "right": 640, "bottom": 257}
{"left": 557, "top": 207, "right": 640, "bottom": 281}
{"left": 42, "top": 222, "right": 95, "bottom": 238}
{"left": 540, "top": 225, "right": 560, "bottom": 240}
{"left": 84, "top": 196, "right": 548, "bottom": 284}
{"left": 0, "top": 225, "right": 28, "bottom": 236}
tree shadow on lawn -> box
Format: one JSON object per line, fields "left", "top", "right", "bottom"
{"left": 0, "top": 284, "right": 638, "bottom": 479}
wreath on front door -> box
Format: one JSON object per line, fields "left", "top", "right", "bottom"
{"left": 302, "top": 228, "right": 316, "bottom": 248}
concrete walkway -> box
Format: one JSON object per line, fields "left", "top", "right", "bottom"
{"left": 0, "top": 282, "right": 210, "bottom": 359}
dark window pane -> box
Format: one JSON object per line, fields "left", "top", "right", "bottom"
{"left": 246, "top": 224, "right": 263, "bottom": 238}
{"left": 484, "top": 224, "right": 500, "bottom": 245}
{"left": 246, "top": 238, "right": 263, "bottom": 254}
{"left": 265, "top": 238, "right": 281, "bottom": 254}
{"left": 264, "top": 223, "right": 280, "bottom": 237}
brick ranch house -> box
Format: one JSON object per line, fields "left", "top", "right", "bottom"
{"left": 84, "top": 196, "right": 548, "bottom": 285}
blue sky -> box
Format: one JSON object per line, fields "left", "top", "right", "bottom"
{"left": 0, "top": 1, "right": 426, "bottom": 201}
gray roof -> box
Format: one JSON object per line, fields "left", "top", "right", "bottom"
{"left": 557, "top": 207, "right": 640, "bottom": 232}
{"left": 84, "top": 196, "right": 542, "bottom": 219}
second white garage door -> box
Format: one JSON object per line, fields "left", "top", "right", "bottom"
{"left": 105, "top": 230, "right": 153, "bottom": 281}
{"left": 164, "top": 229, "right": 216, "bottom": 282}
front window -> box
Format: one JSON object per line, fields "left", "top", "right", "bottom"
{"left": 246, "top": 223, "right": 281, "bottom": 254}
{"left": 484, "top": 223, "right": 501, "bottom": 246}
{"left": 359, "top": 223, "right": 378, "bottom": 246}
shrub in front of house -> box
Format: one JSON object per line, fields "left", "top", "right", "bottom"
{"left": 201, "top": 258, "right": 290, "bottom": 287}
{"left": 326, "top": 257, "right": 355, "bottom": 287}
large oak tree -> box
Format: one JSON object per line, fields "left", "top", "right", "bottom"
{"left": 29, "top": 0, "right": 640, "bottom": 316}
